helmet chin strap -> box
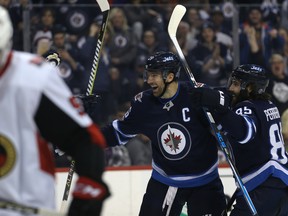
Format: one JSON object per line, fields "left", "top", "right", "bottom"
{"left": 158, "top": 79, "right": 174, "bottom": 98}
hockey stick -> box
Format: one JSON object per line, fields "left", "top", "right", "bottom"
{"left": 60, "top": 0, "right": 110, "bottom": 213}
{"left": 86, "top": 0, "right": 110, "bottom": 96}
{"left": 168, "top": 5, "right": 258, "bottom": 216}
{"left": 59, "top": 159, "right": 75, "bottom": 213}
{"left": 0, "top": 200, "right": 65, "bottom": 216}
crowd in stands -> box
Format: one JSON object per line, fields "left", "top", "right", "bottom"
{"left": 3, "top": 0, "right": 288, "bottom": 166}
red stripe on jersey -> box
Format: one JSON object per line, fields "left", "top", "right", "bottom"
{"left": 0, "top": 51, "right": 13, "bottom": 78}
{"left": 87, "top": 124, "right": 107, "bottom": 149}
{"left": 36, "top": 133, "right": 55, "bottom": 177}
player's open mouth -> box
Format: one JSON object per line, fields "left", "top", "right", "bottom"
{"left": 151, "top": 86, "right": 158, "bottom": 91}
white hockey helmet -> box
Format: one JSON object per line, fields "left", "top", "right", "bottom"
{"left": 0, "top": 5, "right": 13, "bottom": 66}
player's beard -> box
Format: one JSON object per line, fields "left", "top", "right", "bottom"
{"left": 231, "top": 90, "right": 249, "bottom": 107}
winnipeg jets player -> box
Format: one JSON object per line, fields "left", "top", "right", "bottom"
{"left": 191, "top": 64, "right": 288, "bottom": 215}
{"left": 102, "top": 52, "right": 227, "bottom": 215}
{"left": 0, "top": 6, "right": 109, "bottom": 216}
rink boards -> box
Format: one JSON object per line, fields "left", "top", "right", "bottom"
{"left": 55, "top": 165, "right": 236, "bottom": 216}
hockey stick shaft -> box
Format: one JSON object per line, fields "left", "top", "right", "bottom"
{"left": 168, "top": 5, "right": 258, "bottom": 216}
{"left": 60, "top": 0, "right": 110, "bottom": 213}
{"left": 0, "top": 200, "right": 65, "bottom": 216}
{"left": 60, "top": 159, "right": 75, "bottom": 212}
{"left": 86, "top": 0, "right": 110, "bottom": 96}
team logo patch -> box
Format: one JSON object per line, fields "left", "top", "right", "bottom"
{"left": 0, "top": 135, "right": 16, "bottom": 177}
{"left": 157, "top": 122, "right": 191, "bottom": 160}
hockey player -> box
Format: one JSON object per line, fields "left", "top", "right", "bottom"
{"left": 101, "top": 52, "right": 227, "bottom": 215}
{"left": 190, "top": 64, "right": 288, "bottom": 215}
{"left": 0, "top": 6, "right": 109, "bottom": 216}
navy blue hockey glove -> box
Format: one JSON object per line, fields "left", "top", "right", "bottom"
{"left": 190, "top": 87, "right": 231, "bottom": 113}
{"left": 75, "top": 94, "right": 101, "bottom": 116}
{"left": 68, "top": 177, "right": 110, "bottom": 216}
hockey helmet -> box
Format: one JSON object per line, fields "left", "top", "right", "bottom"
{"left": 144, "top": 52, "right": 181, "bottom": 81}
{"left": 0, "top": 6, "right": 13, "bottom": 66}
{"left": 227, "top": 64, "right": 269, "bottom": 94}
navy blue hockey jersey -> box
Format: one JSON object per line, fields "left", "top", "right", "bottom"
{"left": 102, "top": 82, "right": 220, "bottom": 188}
{"left": 220, "top": 99, "right": 288, "bottom": 192}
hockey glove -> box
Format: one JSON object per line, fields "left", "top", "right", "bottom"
{"left": 75, "top": 94, "right": 101, "bottom": 117}
{"left": 45, "top": 52, "right": 61, "bottom": 67}
{"left": 190, "top": 87, "right": 231, "bottom": 113}
{"left": 68, "top": 177, "right": 110, "bottom": 216}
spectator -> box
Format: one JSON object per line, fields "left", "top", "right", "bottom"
{"left": 47, "top": 25, "right": 86, "bottom": 94}
{"left": 185, "top": 7, "right": 203, "bottom": 44}
{"left": 32, "top": 7, "right": 57, "bottom": 55}
{"left": 278, "top": 27, "right": 288, "bottom": 73}
{"left": 187, "top": 22, "right": 232, "bottom": 87}
{"left": 175, "top": 21, "right": 195, "bottom": 57}
{"left": 210, "top": 6, "right": 233, "bottom": 48}
{"left": 107, "top": 7, "right": 139, "bottom": 104}
{"left": 0, "top": 6, "right": 109, "bottom": 216}
{"left": 78, "top": 16, "right": 116, "bottom": 125}
{"left": 53, "top": 0, "right": 96, "bottom": 36}
{"left": 266, "top": 53, "right": 288, "bottom": 115}
{"left": 281, "top": 108, "right": 288, "bottom": 148}
{"left": 137, "top": 29, "right": 167, "bottom": 57}
{"left": 9, "top": 0, "right": 31, "bottom": 51}
{"left": 239, "top": 6, "right": 284, "bottom": 67}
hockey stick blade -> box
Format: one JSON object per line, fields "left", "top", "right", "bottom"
{"left": 168, "top": 4, "right": 258, "bottom": 216}
{"left": 96, "top": 0, "right": 110, "bottom": 12}
{"left": 167, "top": 5, "right": 186, "bottom": 37}
{"left": 0, "top": 200, "right": 65, "bottom": 216}
{"left": 168, "top": 5, "right": 197, "bottom": 86}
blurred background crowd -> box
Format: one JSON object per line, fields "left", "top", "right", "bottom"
{"left": 3, "top": 0, "right": 288, "bottom": 166}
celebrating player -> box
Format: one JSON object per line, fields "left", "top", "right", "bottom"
{"left": 190, "top": 64, "right": 288, "bottom": 215}
{"left": 101, "top": 52, "right": 227, "bottom": 215}
{"left": 0, "top": 6, "right": 109, "bottom": 216}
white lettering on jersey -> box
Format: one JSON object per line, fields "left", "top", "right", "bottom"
{"left": 264, "top": 107, "right": 280, "bottom": 121}
{"left": 182, "top": 108, "right": 190, "bottom": 122}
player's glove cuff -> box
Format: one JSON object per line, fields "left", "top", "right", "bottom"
{"left": 72, "top": 176, "right": 109, "bottom": 200}
{"left": 190, "top": 87, "right": 231, "bottom": 113}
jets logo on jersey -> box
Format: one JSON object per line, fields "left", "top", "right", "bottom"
{"left": 158, "top": 122, "right": 191, "bottom": 160}
{"left": 0, "top": 134, "right": 16, "bottom": 177}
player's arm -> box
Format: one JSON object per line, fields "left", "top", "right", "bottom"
{"left": 101, "top": 96, "right": 145, "bottom": 147}
{"left": 218, "top": 106, "right": 258, "bottom": 143}
{"left": 189, "top": 87, "right": 257, "bottom": 142}
{"left": 34, "top": 68, "right": 109, "bottom": 214}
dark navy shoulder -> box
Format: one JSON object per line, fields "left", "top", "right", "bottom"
{"left": 132, "top": 89, "right": 154, "bottom": 104}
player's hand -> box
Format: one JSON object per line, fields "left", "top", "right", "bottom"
{"left": 68, "top": 177, "right": 110, "bottom": 216}
{"left": 190, "top": 87, "right": 231, "bottom": 113}
{"left": 75, "top": 94, "right": 101, "bottom": 116}
{"left": 45, "top": 52, "right": 61, "bottom": 67}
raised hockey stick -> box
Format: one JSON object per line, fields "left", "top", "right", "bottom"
{"left": 0, "top": 200, "right": 65, "bottom": 216}
{"left": 86, "top": 0, "right": 110, "bottom": 96}
{"left": 60, "top": 0, "right": 110, "bottom": 213}
{"left": 168, "top": 5, "right": 258, "bottom": 216}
